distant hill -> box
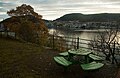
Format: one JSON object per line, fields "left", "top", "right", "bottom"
{"left": 55, "top": 13, "right": 120, "bottom": 22}
{"left": 0, "top": 15, "right": 40, "bottom": 24}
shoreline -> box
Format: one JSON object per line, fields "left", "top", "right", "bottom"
{"left": 74, "top": 29, "right": 110, "bottom": 32}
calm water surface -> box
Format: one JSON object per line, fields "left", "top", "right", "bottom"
{"left": 49, "top": 29, "right": 101, "bottom": 40}
{"left": 49, "top": 29, "right": 120, "bottom": 48}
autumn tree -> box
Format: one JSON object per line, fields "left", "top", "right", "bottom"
{"left": 5, "top": 4, "right": 48, "bottom": 45}
{"left": 7, "top": 4, "right": 42, "bottom": 19}
{"left": 17, "top": 18, "right": 37, "bottom": 43}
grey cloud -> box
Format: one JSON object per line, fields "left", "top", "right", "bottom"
{"left": 22, "top": 0, "right": 120, "bottom": 20}
{"left": 0, "top": 1, "right": 17, "bottom": 10}
{"left": 19, "top": 0, "right": 58, "bottom": 4}
{"left": 1, "top": 0, "right": 120, "bottom": 20}
{"left": 0, "top": 1, "right": 18, "bottom": 21}
{"left": 0, "top": 1, "right": 16, "bottom": 6}
{"left": 0, "top": 8, "right": 7, "bottom": 12}
{"left": 0, "top": 14, "right": 8, "bottom": 20}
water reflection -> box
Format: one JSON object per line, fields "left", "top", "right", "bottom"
{"left": 49, "top": 28, "right": 120, "bottom": 48}
{"left": 48, "top": 29, "right": 64, "bottom": 37}
{"left": 49, "top": 28, "right": 100, "bottom": 40}
{"left": 49, "top": 29, "right": 101, "bottom": 48}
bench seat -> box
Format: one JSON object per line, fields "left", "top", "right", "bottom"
{"left": 81, "top": 61, "right": 104, "bottom": 71}
{"left": 54, "top": 56, "right": 72, "bottom": 67}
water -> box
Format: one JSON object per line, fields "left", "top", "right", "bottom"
{"left": 49, "top": 28, "right": 100, "bottom": 40}
{"left": 49, "top": 28, "right": 100, "bottom": 48}
{"left": 49, "top": 28, "right": 120, "bottom": 48}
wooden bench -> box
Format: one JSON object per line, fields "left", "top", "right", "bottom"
{"left": 69, "top": 48, "right": 91, "bottom": 56}
{"left": 59, "top": 52, "right": 69, "bottom": 57}
{"left": 81, "top": 61, "right": 104, "bottom": 71}
{"left": 89, "top": 54, "right": 103, "bottom": 61}
{"left": 54, "top": 56, "right": 72, "bottom": 67}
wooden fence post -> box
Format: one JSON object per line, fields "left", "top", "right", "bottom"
{"left": 0, "top": 32, "right": 2, "bottom": 37}
{"left": 53, "top": 35, "right": 54, "bottom": 49}
{"left": 77, "top": 37, "right": 79, "bottom": 49}
{"left": 14, "top": 32, "right": 16, "bottom": 39}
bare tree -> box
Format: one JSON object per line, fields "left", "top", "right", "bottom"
{"left": 89, "top": 26, "right": 120, "bottom": 65}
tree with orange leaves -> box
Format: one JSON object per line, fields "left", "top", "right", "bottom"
{"left": 7, "top": 4, "right": 42, "bottom": 19}
{"left": 5, "top": 4, "right": 48, "bottom": 45}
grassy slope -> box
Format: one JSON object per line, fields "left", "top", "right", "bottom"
{"left": 0, "top": 37, "right": 117, "bottom": 78}
{"left": 0, "top": 37, "right": 42, "bottom": 78}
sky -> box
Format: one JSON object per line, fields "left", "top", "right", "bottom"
{"left": 0, "top": 0, "right": 120, "bottom": 21}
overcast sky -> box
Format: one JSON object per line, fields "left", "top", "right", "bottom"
{"left": 0, "top": 0, "right": 120, "bottom": 20}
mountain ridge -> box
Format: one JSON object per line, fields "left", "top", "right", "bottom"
{"left": 55, "top": 13, "right": 120, "bottom": 22}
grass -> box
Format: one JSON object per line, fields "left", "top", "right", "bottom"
{"left": 0, "top": 37, "right": 42, "bottom": 78}
{"left": 0, "top": 37, "right": 118, "bottom": 78}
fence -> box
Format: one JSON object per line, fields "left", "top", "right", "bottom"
{"left": 1, "top": 30, "right": 120, "bottom": 64}
{"left": 47, "top": 35, "right": 95, "bottom": 51}
{"left": 1, "top": 30, "right": 120, "bottom": 56}
{"left": 47, "top": 35, "right": 120, "bottom": 55}
{"left": 0, "top": 31, "right": 16, "bottom": 39}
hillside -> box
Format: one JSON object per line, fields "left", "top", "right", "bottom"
{"left": 0, "top": 15, "right": 40, "bottom": 24}
{"left": 0, "top": 37, "right": 118, "bottom": 78}
{"left": 0, "top": 37, "right": 42, "bottom": 77}
{"left": 55, "top": 13, "right": 120, "bottom": 22}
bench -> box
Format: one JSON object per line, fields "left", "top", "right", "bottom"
{"left": 59, "top": 52, "right": 69, "bottom": 57}
{"left": 54, "top": 56, "right": 72, "bottom": 67}
{"left": 89, "top": 54, "right": 103, "bottom": 61}
{"left": 81, "top": 61, "right": 104, "bottom": 71}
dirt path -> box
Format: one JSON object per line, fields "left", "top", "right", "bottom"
{"left": 115, "top": 68, "right": 120, "bottom": 78}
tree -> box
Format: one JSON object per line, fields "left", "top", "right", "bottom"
{"left": 7, "top": 4, "right": 42, "bottom": 19}
{"left": 89, "top": 27, "right": 120, "bottom": 65}
{"left": 5, "top": 4, "right": 48, "bottom": 46}
{"left": 17, "top": 18, "right": 37, "bottom": 43}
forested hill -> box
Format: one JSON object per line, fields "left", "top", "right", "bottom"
{"left": 55, "top": 13, "right": 120, "bottom": 22}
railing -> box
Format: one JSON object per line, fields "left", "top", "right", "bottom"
{"left": 1, "top": 30, "right": 120, "bottom": 56}
{"left": 0, "top": 31, "right": 16, "bottom": 39}
{"left": 47, "top": 35, "right": 120, "bottom": 55}
{"left": 47, "top": 35, "right": 95, "bottom": 51}
{"left": 1, "top": 30, "right": 120, "bottom": 64}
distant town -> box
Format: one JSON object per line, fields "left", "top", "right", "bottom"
{"left": 1, "top": 13, "right": 120, "bottom": 31}
{"left": 45, "top": 20, "right": 119, "bottom": 30}
{"left": 45, "top": 13, "right": 120, "bottom": 30}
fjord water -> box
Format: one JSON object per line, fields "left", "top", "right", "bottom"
{"left": 49, "top": 28, "right": 101, "bottom": 48}
{"left": 49, "top": 28, "right": 100, "bottom": 40}
{"left": 49, "top": 28, "right": 120, "bottom": 48}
